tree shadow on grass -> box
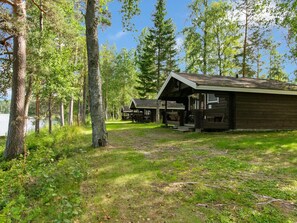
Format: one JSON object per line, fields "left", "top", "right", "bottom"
{"left": 77, "top": 123, "right": 297, "bottom": 222}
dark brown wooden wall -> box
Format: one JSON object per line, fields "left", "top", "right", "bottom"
{"left": 235, "top": 93, "right": 297, "bottom": 129}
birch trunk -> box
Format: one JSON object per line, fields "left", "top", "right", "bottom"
{"left": 35, "top": 94, "right": 40, "bottom": 133}
{"left": 35, "top": 0, "right": 43, "bottom": 134}
{"left": 48, "top": 95, "right": 52, "bottom": 134}
{"left": 68, "top": 96, "right": 73, "bottom": 125}
{"left": 81, "top": 72, "right": 87, "bottom": 124}
{"left": 60, "top": 101, "right": 65, "bottom": 126}
{"left": 24, "top": 75, "right": 33, "bottom": 131}
{"left": 4, "top": 0, "right": 27, "bottom": 159}
{"left": 85, "top": 0, "right": 107, "bottom": 147}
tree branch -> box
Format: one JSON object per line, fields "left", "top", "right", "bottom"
{"left": 0, "top": 52, "right": 13, "bottom": 55}
{"left": 0, "top": 0, "right": 15, "bottom": 6}
{"left": 0, "top": 57, "right": 11, "bottom": 61}
{"left": 30, "top": 0, "right": 47, "bottom": 14}
{"left": 0, "top": 35, "right": 13, "bottom": 46}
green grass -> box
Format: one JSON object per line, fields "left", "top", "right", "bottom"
{"left": 0, "top": 122, "right": 296, "bottom": 222}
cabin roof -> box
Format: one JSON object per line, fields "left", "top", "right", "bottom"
{"left": 130, "top": 99, "right": 184, "bottom": 110}
{"left": 121, "top": 106, "right": 133, "bottom": 113}
{"left": 158, "top": 72, "right": 297, "bottom": 99}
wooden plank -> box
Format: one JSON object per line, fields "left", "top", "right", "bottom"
{"left": 235, "top": 92, "right": 297, "bottom": 129}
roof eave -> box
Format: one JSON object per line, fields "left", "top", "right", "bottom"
{"left": 196, "top": 85, "right": 297, "bottom": 95}
{"left": 157, "top": 72, "right": 197, "bottom": 99}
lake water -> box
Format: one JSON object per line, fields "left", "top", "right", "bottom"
{"left": 0, "top": 114, "right": 9, "bottom": 136}
{"left": 0, "top": 114, "right": 42, "bottom": 136}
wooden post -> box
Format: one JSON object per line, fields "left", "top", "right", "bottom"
{"left": 179, "top": 110, "right": 185, "bottom": 126}
{"left": 164, "top": 100, "right": 168, "bottom": 127}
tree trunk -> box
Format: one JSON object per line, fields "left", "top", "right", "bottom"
{"left": 203, "top": 0, "right": 208, "bottom": 76}
{"left": 4, "top": 1, "right": 27, "bottom": 159}
{"left": 242, "top": 0, "right": 248, "bottom": 78}
{"left": 68, "top": 96, "right": 73, "bottom": 125}
{"left": 35, "top": 0, "right": 43, "bottom": 134}
{"left": 85, "top": 0, "right": 107, "bottom": 147}
{"left": 77, "top": 100, "right": 81, "bottom": 126}
{"left": 81, "top": 72, "right": 87, "bottom": 124}
{"left": 35, "top": 94, "right": 40, "bottom": 133}
{"left": 48, "top": 95, "right": 52, "bottom": 134}
{"left": 256, "top": 47, "right": 260, "bottom": 78}
{"left": 60, "top": 101, "right": 65, "bottom": 126}
{"left": 24, "top": 75, "right": 33, "bottom": 132}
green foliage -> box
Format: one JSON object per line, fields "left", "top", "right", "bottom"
{"left": 0, "top": 101, "right": 10, "bottom": 114}
{"left": 119, "top": 0, "right": 141, "bottom": 31}
{"left": 100, "top": 44, "right": 138, "bottom": 119}
{"left": 136, "top": 0, "right": 179, "bottom": 98}
{"left": 277, "top": 0, "right": 297, "bottom": 79}
{"left": 184, "top": 0, "right": 213, "bottom": 74}
{"left": 207, "top": 1, "right": 241, "bottom": 76}
{"left": 0, "top": 123, "right": 297, "bottom": 222}
{"left": 0, "top": 126, "right": 91, "bottom": 222}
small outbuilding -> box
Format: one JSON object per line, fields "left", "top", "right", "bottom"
{"left": 157, "top": 72, "right": 297, "bottom": 131}
{"left": 129, "top": 98, "right": 184, "bottom": 123}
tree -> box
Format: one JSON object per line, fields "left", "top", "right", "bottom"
{"left": 235, "top": 0, "right": 273, "bottom": 77}
{"left": 184, "top": 0, "right": 213, "bottom": 74}
{"left": 136, "top": 28, "right": 157, "bottom": 99}
{"left": 28, "top": 0, "right": 84, "bottom": 133}
{"left": 100, "top": 43, "right": 117, "bottom": 119}
{"left": 278, "top": 0, "right": 297, "bottom": 78}
{"left": 264, "top": 38, "right": 288, "bottom": 81}
{"left": 85, "top": 0, "right": 139, "bottom": 147}
{"left": 136, "top": 0, "right": 179, "bottom": 120}
{"left": 207, "top": 1, "right": 241, "bottom": 76}
{"left": 85, "top": 0, "right": 108, "bottom": 147}
{"left": 114, "top": 48, "right": 138, "bottom": 112}
{"left": 100, "top": 44, "right": 138, "bottom": 119}
{"left": 1, "top": 0, "right": 27, "bottom": 159}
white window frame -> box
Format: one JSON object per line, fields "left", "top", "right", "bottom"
{"left": 207, "top": 93, "right": 219, "bottom": 104}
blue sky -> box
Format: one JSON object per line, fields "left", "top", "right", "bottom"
{"left": 98, "top": 0, "right": 296, "bottom": 80}
{"left": 99, "top": 0, "right": 190, "bottom": 51}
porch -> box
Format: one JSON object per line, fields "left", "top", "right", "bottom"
{"left": 162, "top": 92, "right": 233, "bottom": 131}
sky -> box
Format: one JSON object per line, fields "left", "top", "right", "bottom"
{"left": 98, "top": 0, "right": 296, "bottom": 80}
{"left": 99, "top": 0, "right": 190, "bottom": 52}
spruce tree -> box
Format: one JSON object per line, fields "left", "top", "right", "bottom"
{"left": 136, "top": 0, "right": 179, "bottom": 100}
{"left": 136, "top": 29, "right": 156, "bottom": 99}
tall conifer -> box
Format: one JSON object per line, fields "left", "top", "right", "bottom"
{"left": 136, "top": 0, "right": 179, "bottom": 101}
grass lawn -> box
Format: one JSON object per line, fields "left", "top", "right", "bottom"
{"left": 0, "top": 122, "right": 296, "bottom": 222}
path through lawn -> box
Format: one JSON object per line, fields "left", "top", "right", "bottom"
{"left": 79, "top": 122, "right": 297, "bottom": 222}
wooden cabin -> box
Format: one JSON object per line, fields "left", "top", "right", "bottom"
{"left": 129, "top": 99, "right": 184, "bottom": 123}
{"left": 121, "top": 106, "right": 133, "bottom": 120}
{"left": 157, "top": 72, "right": 297, "bottom": 131}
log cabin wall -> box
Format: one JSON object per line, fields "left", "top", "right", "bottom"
{"left": 235, "top": 92, "right": 297, "bottom": 129}
{"left": 202, "top": 92, "right": 230, "bottom": 130}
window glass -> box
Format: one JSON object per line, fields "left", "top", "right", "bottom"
{"left": 207, "top": 94, "right": 219, "bottom": 103}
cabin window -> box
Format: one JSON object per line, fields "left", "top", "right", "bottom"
{"left": 144, "top": 110, "right": 151, "bottom": 116}
{"left": 189, "top": 94, "right": 199, "bottom": 110}
{"left": 207, "top": 93, "right": 219, "bottom": 104}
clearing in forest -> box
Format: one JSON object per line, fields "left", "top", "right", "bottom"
{"left": 0, "top": 122, "right": 296, "bottom": 222}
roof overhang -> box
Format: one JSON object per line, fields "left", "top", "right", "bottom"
{"left": 157, "top": 72, "right": 197, "bottom": 99}
{"left": 157, "top": 72, "right": 297, "bottom": 99}
{"left": 195, "top": 85, "right": 297, "bottom": 95}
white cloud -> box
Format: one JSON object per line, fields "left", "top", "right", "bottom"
{"left": 110, "top": 31, "right": 127, "bottom": 40}
{"left": 230, "top": 1, "right": 276, "bottom": 27}
{"left": 175, "top": 36, "right": 184, "bottom": 51}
